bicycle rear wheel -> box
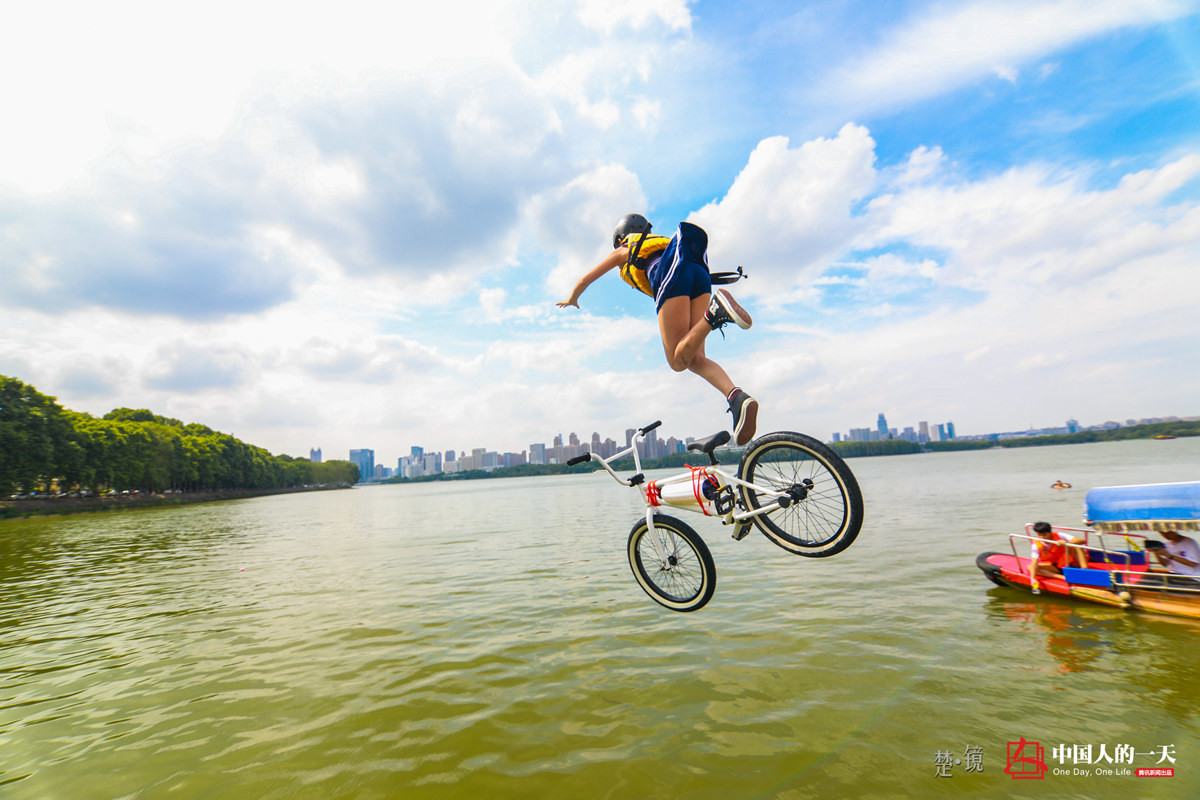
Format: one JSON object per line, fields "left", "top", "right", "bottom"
{"left": 627, "top": 514, "right": 716, "bottom": 612}
{"left": 737, "top": 432, "right": 863, "bottom": 557}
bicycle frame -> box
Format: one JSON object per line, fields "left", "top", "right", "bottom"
{"left": 572, "top": 422, "right": 799, "bottom": 559}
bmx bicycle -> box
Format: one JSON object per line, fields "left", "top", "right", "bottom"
{"left": 567, "top": 421, "right": 864, "bottom": 612}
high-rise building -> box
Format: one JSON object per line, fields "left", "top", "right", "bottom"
{"left": 530, "top": 443, "right": 546, "bottom": 465}
{"left": 309, "top": 447, "right": 322, "bottom": 463}
{"left": 946, "top": 421, "right": 956, "bottom": 440}
{"left": 877, "top": 413, "right": 889, "bottom": 437}
{"left": 349, "top": 449, "right": 374, "bottom": 483}
{"left": 918, "top": 421, "right": 930, "bottom": 444}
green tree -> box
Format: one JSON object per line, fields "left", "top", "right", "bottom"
{"left": 0, "top": 376, "right": 74, "bottom": 494}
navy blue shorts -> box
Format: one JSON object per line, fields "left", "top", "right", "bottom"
{"left": 648, "top": 223, "right": 712, "bottom": 312}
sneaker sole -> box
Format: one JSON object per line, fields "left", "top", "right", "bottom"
{"left": 734, "top": 398, "right": 758, "bottom": 446}
{"left": 717, "top": 290, "right": 752, "bottom": 329}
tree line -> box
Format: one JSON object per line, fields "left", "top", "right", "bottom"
{"left": 0, "top": 375, "right": 358, "bottom": 496}
{"left": 988, "top": 420, "right": 1200, "bottom": 448}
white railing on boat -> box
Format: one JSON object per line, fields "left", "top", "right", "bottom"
{"left": 1009, "top": 524, "right": 1199, "bottom": 591}
{"left": 1110, "top": 570, "right": 1200, "bottom": 594}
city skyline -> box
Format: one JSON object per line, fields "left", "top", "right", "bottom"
{"left": 2, "top": 3, "right": 1197, "bottom": 463}
{"left": 331, "top": 407, "right": 1198, "bottom": 481}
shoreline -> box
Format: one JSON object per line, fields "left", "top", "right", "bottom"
{"left": 0, "top": 485, "right": 352, "bottom": 521}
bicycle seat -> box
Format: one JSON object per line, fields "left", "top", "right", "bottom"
{"left": 687, "top": 431, "right": 731, "bottom": 456}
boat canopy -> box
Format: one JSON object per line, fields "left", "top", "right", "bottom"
{"left": 1085, "top": 481, "right": 1200, "bottom": 533}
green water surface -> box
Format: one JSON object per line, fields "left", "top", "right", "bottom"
{"left": 2, "top": 438, "right": 1197, "bottom": 799}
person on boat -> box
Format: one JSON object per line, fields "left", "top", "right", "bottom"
{"left": 557, "top": 214, "right": 759, "bottom": 445}
{"left": 1149, "top": 530, "right": 1200, "bottom": 576}
{"left": 1029, "top": 521, "right": 1088, "bottom": 579}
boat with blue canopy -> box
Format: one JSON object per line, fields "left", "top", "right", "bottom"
{"left": 976, "top": 481, "right": 1200, "bottom": 620}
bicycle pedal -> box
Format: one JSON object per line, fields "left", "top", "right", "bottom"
{"left": 731, "top": 522, "right": 752, "bottom": 541}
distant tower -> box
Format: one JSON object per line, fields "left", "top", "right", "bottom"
{"left": 349, "top": 449, "right": 374, "bottom": 483}
{"left": 946, "top": 421, "right": 956, "bottom": 440}
{"left": 309, "top": 447, "right": 322, "bottom": 463}
{"left": 877, "top": 413, "right": 889, "bottom": 437}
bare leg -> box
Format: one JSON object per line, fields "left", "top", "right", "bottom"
{"left": 658, "top": 294, "right": 735, "bottom": 396}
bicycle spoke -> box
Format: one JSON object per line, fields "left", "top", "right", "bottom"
{"left": 626, "top": 515, "right": 716, "bottom": 611}
{"left": 737, "top": 433, "right": 863, "bottom": 558}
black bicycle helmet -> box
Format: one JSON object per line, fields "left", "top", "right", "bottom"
{"left": 612, "top": 213, "right": 651, "bottom": 249}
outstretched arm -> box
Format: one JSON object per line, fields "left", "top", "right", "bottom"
{"left": 556, "top": 247, "right": 627, "bottom": 308}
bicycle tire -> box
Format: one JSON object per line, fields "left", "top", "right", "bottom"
{"left": 627, "top": 514, "right": 716, "bottom": 612}
{"left": 736, "top": 431, "right": 863, "bottom": 557}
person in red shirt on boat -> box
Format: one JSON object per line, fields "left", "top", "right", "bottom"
{"left": 1148, "top": 530, "right": 1200, "bottom": 576}
{"left": 1029, "top": 521, "right": 1088, "bottom": 580}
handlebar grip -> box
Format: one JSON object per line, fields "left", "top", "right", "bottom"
{"left": 640, "top": 420, "right": 662, "bottom": 434}
{"left": 566, "top": 454, "right": 592, "bottom": 467}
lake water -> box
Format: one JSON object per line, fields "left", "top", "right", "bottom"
{"left": 2, "top": 438, "right": 1198, "bottom": 798}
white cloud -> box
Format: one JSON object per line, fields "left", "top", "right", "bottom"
{"left": 0, "top": 0, "right": 521, "bottom": 195}
{"left": 863, "top": 154, "right": 1200, "bottom": 290}
{"left": 576, "top": 0, "right": 693, "bottom": 32}
{"left": 993, "top": 65, "right": 1020, "bottom": 84}
{"left": 632, "top": 97, "right": 663, "bottom": 129}
{"left": 688, "top": 125, "right": 877, "bottom": 299}
{"left": 530, "top": 164, "right": 648, "bottom": 297}
{"left": 817, "top": 0, "right": 1194, "bottom": 112}
{"left": 144, "top": 342, "right": 259, "bottom": 392}
{"left": 1, "top": 59, "right": 568, "bottom": 319}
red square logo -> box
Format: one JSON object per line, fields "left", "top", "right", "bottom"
{"left": 1006, "top": 738, "right": 1047, "bottom": 780}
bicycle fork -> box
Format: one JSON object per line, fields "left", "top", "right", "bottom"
{"left": 644, "top": 509, "right": 683, "bottom": 569}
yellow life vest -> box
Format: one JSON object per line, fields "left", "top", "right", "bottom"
{"left": 617, "top": 232, "right": 671, "bottom": 297}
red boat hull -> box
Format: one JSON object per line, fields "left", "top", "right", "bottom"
{"left": 976, "top": 551, "right": 1200, "bottom": 618}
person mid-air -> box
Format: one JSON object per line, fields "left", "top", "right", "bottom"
{"left": 557, "top": 213, "right": 758, "bottom": 445}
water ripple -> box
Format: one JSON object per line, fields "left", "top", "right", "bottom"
{"left": 2, "top": 441, "right": 1199, "bottom": 797}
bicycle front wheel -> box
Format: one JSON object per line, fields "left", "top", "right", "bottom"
{"left": 737, "top": 432, "right": 863, "bottom": 557}
{"left": 627, "top": 514, "right": 716, "bottom": 612}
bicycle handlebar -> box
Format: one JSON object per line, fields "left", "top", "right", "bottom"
{"left": 570, "top": 420, "right": 660, "bottom": 484}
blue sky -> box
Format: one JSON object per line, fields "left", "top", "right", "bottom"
{"left": 1, "top": 0, "right": 1198, "bottom": 464}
